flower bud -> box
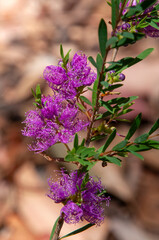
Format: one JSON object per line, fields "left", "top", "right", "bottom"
{"left": 119, "top": 73, "right": 125, "bottom": 81}
{"left": 121, "top": 23, "right": 131, "bottom": 31}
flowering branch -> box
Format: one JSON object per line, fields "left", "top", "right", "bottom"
{"left": 21, "top": 1, "right": 159, "bottom": 240}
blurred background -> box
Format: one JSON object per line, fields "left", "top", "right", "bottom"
{"left": 0, "top": 1, "right": 159, "bottom": 240}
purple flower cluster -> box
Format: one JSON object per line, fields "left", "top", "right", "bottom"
{"left": 22, "top": 95, "right": 88, "bottom": 152}
{"left": 47, "top": 169, "right": 110, "bottom": 225}
{"left": 22, "top": 52, "right": 96, "bottom": 152}
{"left": 43, "top": 52, "right": 96, "bottom": 99}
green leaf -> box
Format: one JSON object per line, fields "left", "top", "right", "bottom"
{"left": 80, "top": 96, "right": 92, "bottom": 106}
{"left": 148, "top": 119, "right": 159, "bottom": 135}
{"left": 92, "top": 76, "right": 99, "bottom": 107}
{"left": 101, "top": 81, "right": 109, "bottom": 88}
{"left": 98, "top": 129, "right": 116, "bottom": 153}
{"left": 81, "top": 172, "right": 89, "bottom": 190}
{"left": 111, "top": 0, "right": 119, "bottom": 30}
{"left": 146, "top": 140, "right": 159, "bottom": 149}
{"left": 106, "top": 36, "right": 118, "bottom": 48}
{"left": 98, "top": 19, "right": 107, "bottom": 58}
{"left": 76, "top": 102, "right": 85, "bottom": 111}
{"left": 134, "top": 133, "right": 149, "bottom": 143}
{"left": 60, "top": 44, "right": 64, "bottom": 59}
{"left": 117, "top": 108, "right": 134, "bottom": 117}
{"left": 36, "top": 84, "right": 41, "bottom": 99}
{"left": 49, "top": 216, "right": 60, "bottom": 240}
{"left": 96, "top": 53, "right": 103, "bottom": 73}
{"left": 128, "top": 150, "right": 144, "bottom": 160}
{"left": 64, "top": 49, "right": 71, "bottom": 64}
{"left": 80, "top": 138, "right": 85, "bottom": 147}
{"left": 74, "top": 134, "right": 78, "bottom": 150}
{"left": 60, "top": 223, "right": 95, "bottom": 239}
{"left": 137, "top": 48, "right": 154, "bottom": 60}
{"left": 91, "top": 134, "right": 107, "bottom": 142}
{"left": 88, "top": 56, "right": 97, "bottom": 68}
{"left": 125, "top": 113, "right": 142, "bottom": 140}
{"left": 126, "top": 144, "right": 151, "bottom": 152}
{"left": 108, "top": 48, "right": 154, "bottom": 73}
{"left": 102, "top": 155, "right": 121, "bottom": 166}
{"left": 122, "top": 32, "right": 135, "bottom": 40}
{"left": 100, "top": 100, "right": 114, "bottom": 113}
{"left": 113, "top": 139, "right": 128, "bottom": 151}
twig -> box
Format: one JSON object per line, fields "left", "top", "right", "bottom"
{"left": 40, "top": 152, "right": 65, "bottom": 162}
{"left": 51, "top": 214, "right": 64, "bottom": 240}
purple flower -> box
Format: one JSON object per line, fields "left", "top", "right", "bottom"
{"left": 43, "top": 52, "right": 97, "bottom": 99}
{"left": 22, "top": 95, "right": 89, "bottom": 152}
{"left": 143, "top": 24, "right": 159, "bottom": 38}
{"left": 61, "top": 201, "right": 83, "bottom": 224}
{"left": 47, "top": 169, "right": 110, "bottom": 225}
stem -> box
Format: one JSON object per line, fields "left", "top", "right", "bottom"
{"left": 112, "top": 0, "right": 127, "bottom": 36}
{"left": 111, "top": 47, "right": 118, "bottom": 62}
{"left": 85, "top": 1, "right": 128, "bottom": 147}
{"left": 85, "top": 47, "right": 110, "bottom": 147}
{"left": 79, "top": 97, "right": 91, "bottom": 121}
{"left": 51, "top": 215, "right": 64, "bottom": 240}
{"left": 40, "top": 152, "right": 65, "bottom": 162}
{"left": 64, "top": 143, "right": 71, "bottom": 152}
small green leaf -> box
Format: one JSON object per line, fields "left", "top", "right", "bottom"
{"left": 36, "top": 84, "right": 41, "bottom": 99}
{"left": 111, "top": 0, "right": 119, "bottom": 30}
{"left": 127, "top": 144, "right": 150, "bottom": 152}
{"left": 80, "top": 96, "right": 92, "bottom": 106}
{"left": 74, "top": 134, "right": 78, "bottom": 150}
{"left": 122, "top": 32, "right": 135, "bottom": 40}
{"left": 64, "top": 49, "right": 71, "bottom": 64}
{"left": 98, "top": 129, "right": 116, "bottom": 153}
{"left": 101, "top": 81, "right": 109, "bottom": 88}
{"left": 80, "top": 138, "right": 85, "bottom": 147}
{"left": 49, "top": 216, "right": 60, "bottom": 240}
{"left": 128, "top": 150, "right": 144, "bottom": 160}
{"left": 98, "top": 19, "right": 107, "bottom": 58}
{"left": 100, "top": 100, "right": 114, "bottom": 113}
{"left": 60, "top": 44, "right": 64, "bottom": 59}
{"left": 125, "top": 113, "right": 142, "bottom": 140}
{"left": 113, "top": 140, "right": 128, "bottom": 151}
{"left": 146, "top": 140, "right": 159, "bottom": 149}
{"left": 76, "top": 102, "right": 85, "bottom": 111}
{"left": 148, "top": 119, "right": 159, "bottom": 135}
{"left": 137, "top": 48, "right": 154, "bottom": 60}
{"left": 92, "top": 75, "right": 99, "bottom": 107}
{"left": 96, "top": 53, "right": 103, "bottom": 73}
{"left": 81, "top": 173, "right": 89, "bottom": 190}
{"left": 134, "top": 133, "right": 149, "bottom": 143}
{"left": 102, "top": 155, "right": 121, "bottom": 166}
{"left": 106, "top": 36, "right": 118, "bottom": 48}
{"left": 88, "top": 56, "right": 97, "bottom": 68}
{"left": 60, "top": 223, "right": 95, "bottom": 239}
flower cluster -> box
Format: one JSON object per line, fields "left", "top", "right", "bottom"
{"left": 22, "top": 52, "right": 96, "bottom": 152}
{"left": 22, "top": 95, "right": 88, "bottom": 152}
{"left": 43, "top": 52, "right": 96, "bottom": 99}
{"left": 118, "top": 0, "right": 159, "bottom": 38}
{"left": 47, "top": 169, "right": 110, "bottom": 225}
